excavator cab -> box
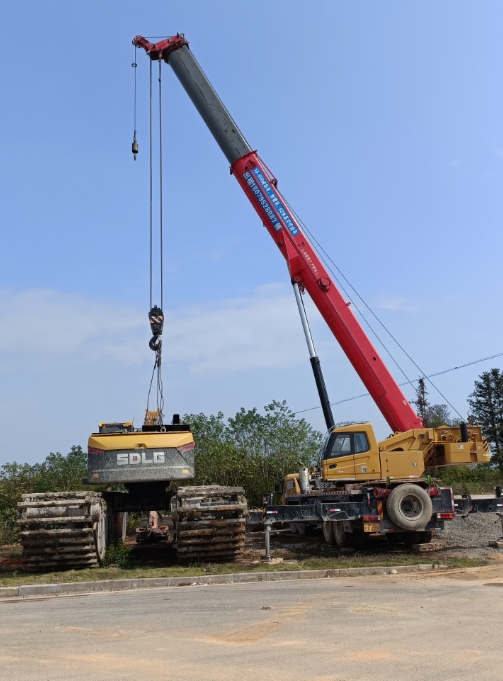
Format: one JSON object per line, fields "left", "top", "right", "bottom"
{"left": 98, "top": 422, "right": 134, "bottom": 434}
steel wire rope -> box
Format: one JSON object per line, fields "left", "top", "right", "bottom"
{"left": 159, "top": 60, "right": 164, "bottom": 311}
{"left": 132, "top": 46, "right": 137, "bottom": 142}
{"left": 145, "top": 59, "right": 165, "bottom": 423}
{"left": 293, "top": 351, "right": 503, "bottom": 416}
{"left": 146, "top": 352, "right": 157, "bottom": 412}
{"left": 149, "top": 59, "right": 153, "bottom": 310}
{"left": 284, "top": 198, "right": 465, "bottom": 420}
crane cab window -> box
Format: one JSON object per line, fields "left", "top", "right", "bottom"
{"left": 324, "top": 432, "right": 370, "bottom": 459}
{"left": 354, "top": 432, "right": 369, "bottom": 453}
{"left": 331, "top": 434, "right": 352, "bottom": 457}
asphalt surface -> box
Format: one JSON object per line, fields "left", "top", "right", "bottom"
{"left": 1, "top": 567, "right": 502, "bottom": 681}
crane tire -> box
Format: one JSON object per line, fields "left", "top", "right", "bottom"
{"left": 386, "top": 484, "right": 433, "bottom": 531}
{"left": 331, "top": 521, "right": 365, "bottom": 549}
{"left": 322, "top": 521, "right": 334, "bottom": 544}
{"left": 418, "top": 530, "right": 432, "bottom": 544}
{"left": 333, "top": 521, "right": 345, "bottom": 548}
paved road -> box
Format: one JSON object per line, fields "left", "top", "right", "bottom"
{"left": 1, "top": 566, "right": 503, "bottom": 681}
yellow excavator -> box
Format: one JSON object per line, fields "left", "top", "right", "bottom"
{"left": 18, "top": 417, "right": 247, "bottom": 569}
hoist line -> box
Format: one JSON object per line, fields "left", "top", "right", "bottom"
{"left": 159, "top": 60, "right": 164, "bottom": 311}
{"left": 146, "top": 352, "right": 157, "bottom": 413}
{"left": 149, "top": 59, "right": 153, "bottom": 310}
{"left": 132, "top": 46, "right": 137, "bottom": 135}
{"left": 145, "top": 347, "right": 164, "bottom": 421}
{"left": 144, "top": 59, "right": 165, "bottom": 423}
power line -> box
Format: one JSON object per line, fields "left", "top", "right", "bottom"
{"left": 287, "top": 203, "right": 464, "bottom": 420}
{"left": 293, "top": 351, "right": 503, "bottom": 416}
{"left": 282, "top": 193, "right": 465, "bottom": 418}
{"left": 282, "top": 199, "right": 416, "bottom": 392}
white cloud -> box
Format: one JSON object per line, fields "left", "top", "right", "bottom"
{"left": 0, "top": 285, "right": 310, "bottom": 376}
{"left": 0, "top": 288, "right": 147, "bottom": 368}
{"left": 373, "top": 296, "right": 417, "bottom": 314}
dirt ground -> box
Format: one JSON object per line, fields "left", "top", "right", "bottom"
{"left": 2, "top": 514, "right": 501, "bottom": 576}
{"left": 2, "top": 557, "right": 503, "bottom": 681}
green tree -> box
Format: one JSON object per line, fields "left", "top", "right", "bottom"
{"left": 425, "top": 404, "right": 456, "bottom": 428}
{"left": 0, "top": 462, "right": 39, "bottom": 526}
{"left": 468, "top": 368, "right": 503, "bottom": 471}
{"left": 413, "top": 378, "right": 454, "bottom": 427}
{"left": 185, "top": 401, "right": 322, "bottom": 506}
{"left": 413, "top": 378, "right": 429, "bottom": 424}
{"left": 34, "top": 446, "right": 87, "bottom": 493}
{"left": 0, "top": 446, "right": 89, "bottom": 532}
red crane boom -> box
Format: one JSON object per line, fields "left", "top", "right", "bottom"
{"left": 133, "top": 34, "right": 423, "bottom": 433}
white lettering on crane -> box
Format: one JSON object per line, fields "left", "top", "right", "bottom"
{"left": 116, "top": 451, "right": 166, "bottom": 465}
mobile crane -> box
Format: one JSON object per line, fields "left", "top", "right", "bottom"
{"left": 17, "top": 34, "right": 502, "bottom": 568}
{"left": 128, "top": 33, "right": 501, "bottom": 549}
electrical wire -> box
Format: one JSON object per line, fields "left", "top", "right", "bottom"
{"left": 281, "top": 199, "right": 416, "bottom": 393}
{"left": 293, "top": 350, "right": 503, "bottom": 416}
{"left": 158, "top": 60, "right": 164, "bottom": 311}
{"left": 284, "top": 200, "right": 464, "bottom": 420}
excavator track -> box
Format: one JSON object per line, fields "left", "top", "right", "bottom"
{"left": 17, "top": 492, "right": 107, "bottom": 570}
{"left": 173, "top": 486, "right": 247, "bottom": 561}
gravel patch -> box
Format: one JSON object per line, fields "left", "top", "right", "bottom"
{"left": 441, "top": 513, "right": 503, "bottom": 548}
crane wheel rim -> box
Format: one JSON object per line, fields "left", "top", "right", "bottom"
{"left": 397, "top": 494, "right": 425, "bottom": 521}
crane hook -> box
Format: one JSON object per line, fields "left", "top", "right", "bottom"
{"left": 148, "top": 305, "right": 164, "bottom": 352}
{"left": 132, "top": 132, "right": 139, "bottom": 160}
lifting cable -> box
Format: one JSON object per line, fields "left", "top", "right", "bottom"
{"left": 149, "top": 58, "right": 153, "bottom": 310}
{"left": 158, "top": 60, "right": 164, "bottom": 312}
{"left": 133, "top": 56, "right": 165, "bottom": 424}
{"left": 131, "top": 47, "right": 138, "bottom": 160}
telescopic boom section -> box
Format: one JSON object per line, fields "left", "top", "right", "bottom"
{"left": 133, "top": 34, "right": 423, "bottom": 433}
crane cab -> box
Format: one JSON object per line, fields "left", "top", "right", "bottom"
{"left": 320, "top": 422, "right": 383, "bottom": 483}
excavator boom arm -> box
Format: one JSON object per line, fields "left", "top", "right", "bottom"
{"left": 133, "top": 34, "right": 422, "bottom": 433}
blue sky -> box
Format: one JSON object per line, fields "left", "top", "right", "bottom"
{"left": 1, "top": 1, "right": 502, "bottom": 463}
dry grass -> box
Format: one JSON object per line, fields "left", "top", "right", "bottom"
{"left": 0, "top": 537, "right": 487, "bottom": 589}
